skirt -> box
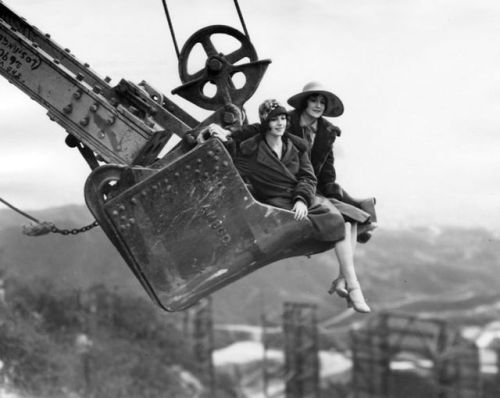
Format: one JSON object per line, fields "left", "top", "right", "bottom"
{"left": 265, "top": 195, "right": 346, "bottom": 243}
{"left": 329, "top": 197, "right": 373, "bottom": 224}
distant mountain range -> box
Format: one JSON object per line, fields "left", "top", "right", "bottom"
{"left": 1, "top": 205, "right": 499, "bottom": 328}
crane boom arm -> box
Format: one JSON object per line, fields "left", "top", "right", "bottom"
{"left": 0, "top": 1, "right": 197, "bottom": 166}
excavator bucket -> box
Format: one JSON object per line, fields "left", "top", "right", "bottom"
{"left": 84, "top": 139, "right": 334, "bottom": 311}
{"left": 0, "top": 2, "right": 362, "bottom": 312}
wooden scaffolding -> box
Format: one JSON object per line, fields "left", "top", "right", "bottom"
{"left": 283, "top": 302, "right": 320, "bottom": 398}
{"left": 351, "top": 312, "right": 482, "bottom": 398}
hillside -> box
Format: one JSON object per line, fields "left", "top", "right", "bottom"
{"left": 1, "top": 205, "right": 499, "bottom": 326}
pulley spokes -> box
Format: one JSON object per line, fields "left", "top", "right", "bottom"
{"left": 171, "top": 25, "right": 270, "bottom": 110}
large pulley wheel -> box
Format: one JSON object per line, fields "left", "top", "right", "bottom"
{"left": 172, "top": 25, "right": 270, "bottom": 110}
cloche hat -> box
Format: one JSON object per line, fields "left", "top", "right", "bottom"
{"left": 287, "top": 81, "right": 344, "bottom": 117}
{"left": 258, "top": 99, "right": 288, "bottom": 123}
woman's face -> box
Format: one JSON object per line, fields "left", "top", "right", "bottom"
{"left": 304, "top": 94, "right": 327, "bottom": 119}
{"left": 267, "top": 114, "right": 287, "bottom": 137}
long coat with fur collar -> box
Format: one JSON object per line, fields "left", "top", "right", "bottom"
{"left": 287, "top": 110, "right": 375, "bottom": 224}
{"left": 234, "top": 132, "right": 346, "bottom": 242}
{"left": 288, "top": 109, "right": 343, "bottom": 198}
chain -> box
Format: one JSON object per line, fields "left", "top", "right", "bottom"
{"left": 50, "top": 220, "right": 100, "bottom": 235}
{"left": 1, "top": 196, "right": 99, "bottom": 237}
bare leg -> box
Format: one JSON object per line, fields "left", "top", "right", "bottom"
{"left": 332, "top": 222, "right": 370, "bottom": 313}
{"left": 351, "top": 222, "right": 358, "bottom": 253}
{"left": 333, "top": 223, "right": 357, "bottom": 287}
{"left": 333, "top": 222, "right": 358, "bottom": 283}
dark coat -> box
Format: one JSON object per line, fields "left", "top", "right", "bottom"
{"left": 288, "top": 109, "right": 342, "bottom": 198}
{"left": 236, "top": 132, "right": 316, "bottom": 206}
{"left": 288, "top": 110, "right": 376, "bottom": 224}
{"left": 234, "top": 132, "right": 346, "bottom": 242}
{"left": 231, "top": 116, "right": 344, "bottom": 198}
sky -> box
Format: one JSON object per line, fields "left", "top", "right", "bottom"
{"left": 0, "top": 0, "right": 499, "bottom": 230}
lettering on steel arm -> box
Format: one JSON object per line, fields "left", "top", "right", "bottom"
{"left": 0, "top": 33, "right": 42, "bottom": 79}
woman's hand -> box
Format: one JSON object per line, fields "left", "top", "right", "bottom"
{"left": 197, "top": 123, "right": 230, "bottom": 143}
{"left": 203, "top": 123, "right": 231, "bottom": 142}
{"left": 292, "top": 200, "right": 308, "bottom": 221}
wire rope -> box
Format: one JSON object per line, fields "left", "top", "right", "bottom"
{"left": 160, "top": 0, "right": 252, "bottom": 60}
{"left": 233, "top": 0, "right": 250, "bottom": 39}
{"left": 161, "top": 0, "right": 180, "bottom": 59}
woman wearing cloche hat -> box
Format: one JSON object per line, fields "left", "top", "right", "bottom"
{"left": 287, "top": 82, "right": 377, "bottom": 303}
{"left": 206, "top": 98, "right": 371, "bottom": 313}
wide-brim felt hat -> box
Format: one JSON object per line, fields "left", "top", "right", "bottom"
{"left": 287, "top": 81, "right": 344, "bottom": 117}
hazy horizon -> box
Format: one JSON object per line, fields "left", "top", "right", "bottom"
{"left": 1, "top": 0, "right": 499, "bottom": 230}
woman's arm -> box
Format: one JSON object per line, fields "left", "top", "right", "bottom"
{"left": 317, "top": 149, "right": 343, "bottom": 199}
{"left": 204, "top": 123, "right": 260, "bottom": 143}
{"left": 228, "top": 123, "right": 261, "bottom": 142}
{"left": 293, "top": 150, "right": 317, "bottom": 208}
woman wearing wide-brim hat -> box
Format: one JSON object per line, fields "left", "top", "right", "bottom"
{"left": 287, "top": 81, "right": 377, "bottom": 303}
{"left": 205, "top": 98, "right": 371, "bottom": 313}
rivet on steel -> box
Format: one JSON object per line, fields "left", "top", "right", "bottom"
{"left": 130, "top": 197, "right": 138, "bottom": 205}
{"left": 84, "top": 63, "right": 90, "bottom": 68}
{"left": 45, "top": 33, "right": 51, "bottom": 38}
{"left": 63, "top": 104, "right": 72, "bottom": 114}
{"left": 107, "top": 116, "right": 116, "bottom": 125}
{"left": 118, "top": 205, "right": 126, "bottom": 211}
{"left": 73, "top": 89, "right": 82, "bottom": 99}
{"left": 129, "top": 218, "right": 136, "bottom": 225}
{"left": 53, "top": 59, "right": 60, "bottom": 64}
{"left": 79, "top": 116, "right": 89, "bottom": 126}
{"left": 93, "top": 85, "right": 102, "bottom": 94}
{"left": 90, "top": 103, "right": 99, "bottom": 112}
{"left": 197, "top": 158, "right": 202, "bottom": 164}
{"left": 76, "top": 73, "right": 85, "bottom": 81}
{"left": 104, "top": 76, "right": 112, "bottom": 83}
{"left": 174, "top": 172, "right": 180, "bottom": 178}
{"left": 64, "top": 48, "right": 70, "bottom": 53}
{"left": 112, "top": 210, "right": 119, "bottom": 216}
{"left": 222, "top": 161, "right": 229, "bottom": 167}
{"left": 208, "top": 151, "right": 214, "bottom": 157}
{"left": 98, "top": 131, "right": 105, "bottom": 139}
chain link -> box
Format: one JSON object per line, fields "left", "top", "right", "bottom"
{"left": 2, "top": 196, "right": 99, "bottom": 237}
{"left": 50, "top": 220, "right": 99, "bottom": 235}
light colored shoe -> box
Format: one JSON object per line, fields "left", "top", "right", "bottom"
{"left": 328, "top": 277, "right": 348, "bottom": 298}
{"left": 347, "top": 287, "right": 371, "bottom": 314}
